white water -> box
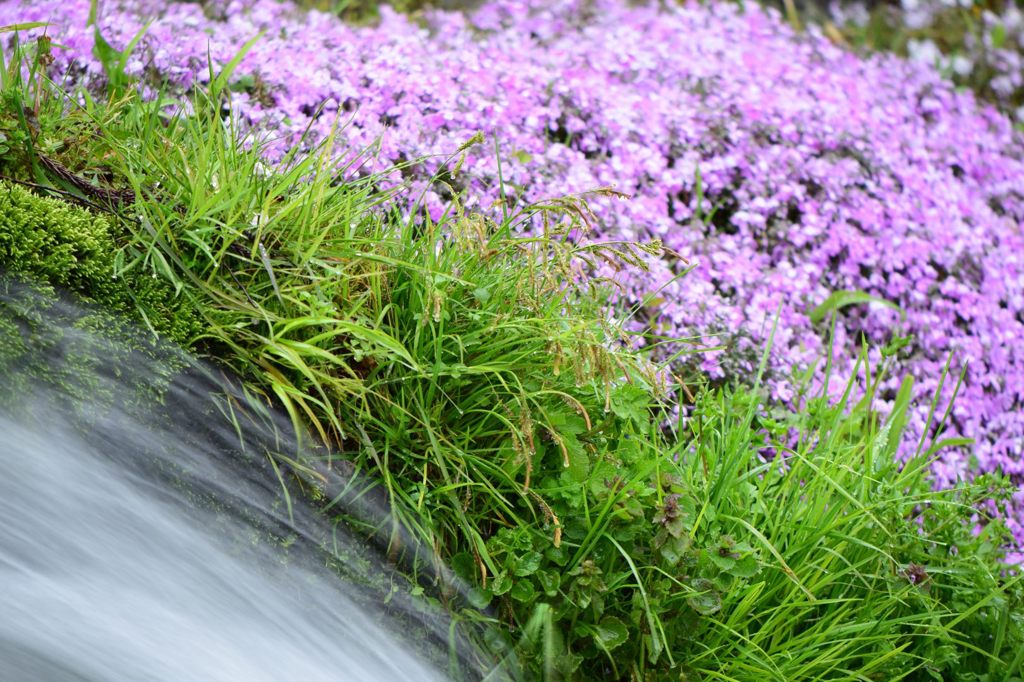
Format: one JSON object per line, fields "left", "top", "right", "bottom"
{"left": 0, "top": 418, "right": 448, "bottom": 682}
{"left": 0, "top": 284, "right": 498, "bottom": 681}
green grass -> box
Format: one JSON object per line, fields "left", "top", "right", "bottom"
{"left": 0, "top": 27, "right": 1021, "bottom": 681}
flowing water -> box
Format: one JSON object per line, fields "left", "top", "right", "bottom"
{"left": 0, "top": 279, "right": 502, "bottom": 681}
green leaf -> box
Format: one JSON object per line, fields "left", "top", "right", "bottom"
{"left": 882, "top": 333, "right": 913, "bottom": 358}
{"left": 545, "top": 544, "right": 569, "bottom": 566}
{"left": 451, "top": 551, "right": 476, "bottom": 581}
{"left": 86, "top": 0, "right": 149, "bottom": 96}
{"left": 616, "top": 435, "right": 643, "bottom": 465}
{"left": 491, "top": 572, "right": 513, "bottom": 596}
{"left": 729, "top": 554, "right": 760, "bottom": 578}
{"left": 686, "top": 578, "right": 721, "bottom": 615}
{"left": 118, "top": 23, "right": 150, "bottom": 76}
{"left": 0, "top": 22, "right": 50, "bottom": 33}
{"left": 644, "top": 632, "right": 663, "bottom": 665}
{"left": 537, "top": 570, "right": 560, "bottom": 596}
{"left": 510, "top": 579, "right": 537, "bottom": 602}
{"left": 588, "top": 461, "right": 620, "bottom": 496}
{"left": 90, "top": 27, "right": 120, "bottom": 80}
{"left": 712, "top": 571, "right": 735, "bottom": 592}
{"left": 610, "top": 384, "right": 650, "bottom": 426}
{"left": 547, "top": 405, "right": 589, "bottom": 437}
{"left": 708, "top": 551, "right": 736, "bottom": 571}
{"left": 229, "top": 74, "right": 256, "bottom": 93}
{"left": 593, "top": 616, "right": 629, "bottom": 653}
{"left": 880, "top": 375, "right": 914, "bottom": 460}
{"left": 658, "top": 534, "right": 691, "bottom": 566}
{"left": 210, "top": 33, "right": 264, "bottom": 101}
{"left": 467, "top": 587, "right": 492, "bottom": 609}
{"left": 809, "top": 289, "right": 905, "bottom": 324}
{"left": 257, "top": 242, "right": 283, "bottom": 305}
{"left": 332, "top": 320, "right": 420, "bottom": 370}
{"left": 543, "top": 405, "right": 590, "bottom": 481}
{"left": 513, "top": 550, "right": 543, "bottom": 577}
{"left": 923, "top": 437, "right": 974, "bottom": 460}
{"left": 564, "top": 436, "right": 590, "bottom": 482}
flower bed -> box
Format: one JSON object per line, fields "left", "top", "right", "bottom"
{"left": 5, "top": 0, "right": 1023, "bottom": 553}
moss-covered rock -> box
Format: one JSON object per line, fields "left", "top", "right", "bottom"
{"left": 0, "top": 181, "right": 201, "bottom": 346}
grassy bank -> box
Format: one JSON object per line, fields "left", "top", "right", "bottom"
{"left": 0, "top": 21, "right": 1022, "bottom": 681}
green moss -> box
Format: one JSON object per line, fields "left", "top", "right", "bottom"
{"left": 0, "top": 181, "right": 201, "bottom": 346}
{"left": 0, "top": 293, "right": 30, "bottom": 400}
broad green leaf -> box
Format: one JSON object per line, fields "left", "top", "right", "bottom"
{"left": 564, "top": 436, "right": 590, "bottom": 482}
{"left": 451, "top": 552, "right": 476, "bottom": 581}
{"left": 491, "top": 572, "right": 513, "bottom": 596}
{"left": 593, "top": 616, "right": 629, "bottom": 653}
{"left": 610, "top": 383, "right": 650, "bottom": 426}
{"left": 546, "top": 406, "right": 590, "bottom": 480}
{"left": 729, "top": 554, "right": 760, "bottom": 579}
{"left": 510, "top": 579, "right": 537, "bottom": 602}
{"left": 686, "top": 578, "right": 722, "bottom": 615}
{"left": 536, "top": 570, "right": 560, "bottom": 596}
{"left": 658, "top": 534, "right": 691, "bottom": 566}
{"left": 513, "top": 551, "right": 543, "bottom": 577}
{"left": 467, "top": 587, "right": 492, "bottom": 609}
{"left": 709, "top": 552, "right": 736, "bottom": 571}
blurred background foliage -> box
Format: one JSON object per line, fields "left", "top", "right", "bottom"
{"left": 826, "top": 0, "right": 1023, "bottom": 126}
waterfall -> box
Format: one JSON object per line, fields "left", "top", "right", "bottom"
{"left": 0, "top": 278, "right": 503, "bottom": 681}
